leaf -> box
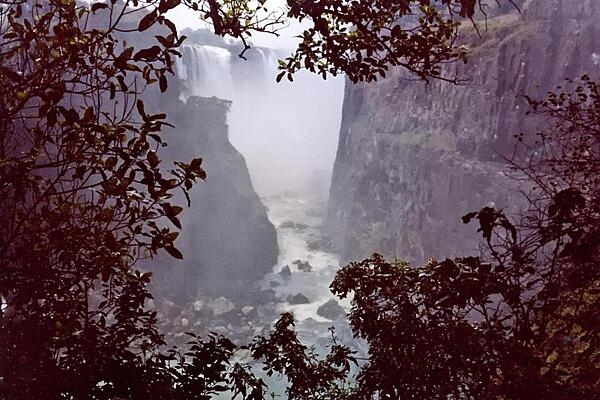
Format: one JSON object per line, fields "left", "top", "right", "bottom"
{"left": 161, "top": 203, "right": 182, "bottom": 228}
{"left": 190, "top": 157, "right": 203, "bottom": 169}
{"left": 462, "top": 212, "right": 478, "bottom": 224}
{"left": 114, "top": 47, "right": 134, "bottom": 70}
{"left": 136, "top": 99, "right": 147, "bottom": 119}
{"left": 105, "top": 156, "right": 117, "bottom": 170}
{"left": 159, "top": 73, "right": 168, "bottom": 93}
{"left": 276, "top": 71, "right": 285, "bottom": 83}
{"left": 172, "top": 206, "right": 183, "bottom": 215}
{"left": 162, "top": 18, "right": 178, "bottom": 36}
{"left": 155, "top": 35, "right": 172, "bottom": 48}
{"left": 169, "top": 216, "right": 182, "bottom": 229}
{"left": 91, "top": 2, "right": 109, "bottom": 12}
{"left": 149, "top": 134, "right": 162, "bottom": 144}
{"left": 117, "top": 75, "right": 128, "bottom": 92}
{"left": 83, "top": 106, "right": 95, "bottom": 122}
{"left": 158, "top": 0, "right": 181, "bottom": 13}
{"left": 133, "top": 45, "right": 161, "bottom": 61}
{"left": 147, "top": 150, "right": 159, "bottom": 168}
{"left": 166, "top": 231, "right": 179, "bottom": 241}
{"left": 138, "top": 10, "right": 157, "bottom": 32}
{"left": 165, "top": 245, "right": 183, "bottom": 259}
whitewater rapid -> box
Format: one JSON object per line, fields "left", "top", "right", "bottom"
{"left": 260, "top": 195, "right": 346, "bottom": 319}
{"left": 256, "top": 193, "right": 362, "bottom": 352}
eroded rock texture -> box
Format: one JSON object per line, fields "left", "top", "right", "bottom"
{"left": 324, "top": 0, "right": 600, "bottom": 263}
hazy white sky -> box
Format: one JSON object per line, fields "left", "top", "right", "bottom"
{"left": 167, "top": 0, "right": 306, "bottom": 49}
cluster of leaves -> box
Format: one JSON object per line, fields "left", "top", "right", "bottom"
{"left": 0, "top": 0, "right": 257, "bottom": 398}
{"left": 158, "top": 0, "right": 287, "bottom": 60}
{"left": 156, "top": 0, "right": 520, "bottom": 84}
{"left": 279, "top": 0, "right": 519, "bottom": 83}
{"left": 250, "top": 313, "right": 355, "bottom": 400}
{"left": 332, "top": 255, "right": 500, "bottom": 399}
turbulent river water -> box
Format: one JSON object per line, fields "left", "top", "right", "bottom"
{"left": 259, "top": 193, "right": 355, "bottom": 346}
{"left": 212, "top": 193, "right": 362, "bottom": 398}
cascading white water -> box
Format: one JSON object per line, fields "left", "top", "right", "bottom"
{"left": 175, "top": 42, "right": 344, "bottom": 197}
{"left": 177, "top": 44, "right": 235, "bottom": 101}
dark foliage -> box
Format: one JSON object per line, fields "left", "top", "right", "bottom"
{"left": 0, "top": 0, "right": 552, "bottom": 399}
{"left": 0, "top": 1, "right": 253, "bottom": 398}
{"left": 280, "top": 0, "right": 520, "bottom": 83}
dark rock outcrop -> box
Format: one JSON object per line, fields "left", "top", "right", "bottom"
{"left": 150, "top": 96, "right": 278, "bottom": 303}
{"left": 324, "top": 0, "right": 600, "bottom": 263}
{"left": 287, "top": 293, "right": 310, "bottom": 304}
{"left": 292, "top": 259, "right": 313, "bottom": 272}
{"left": 279, "top": 265, "right": 292, "bottom": 278}
{"left": 317, "top": 299, "right": 346, "bottom": 320}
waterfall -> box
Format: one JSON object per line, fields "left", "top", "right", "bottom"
{"left": 177, "top": 44, "right": 235, "bottom": 100}
{"left": 176, "top": 41, "right": 344, "bottom": 197}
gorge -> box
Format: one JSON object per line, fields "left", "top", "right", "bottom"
{"left": 5, "top": 0, "right": 600, "bottom": 396}
{"left": 150, "top": 0, "right": 600, "bottom": 340}
{"left": 146, "top": 31, "right": 348, "bottom": 346}
{"left": 3, "top": 0, "right": 599, "bottom": 396}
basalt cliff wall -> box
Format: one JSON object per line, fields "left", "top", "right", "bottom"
{"left": 148, "top": 93, "right": 278, "bottom": 304}
{"left": 324, "top": 0, "right": 600, "bottom": 263}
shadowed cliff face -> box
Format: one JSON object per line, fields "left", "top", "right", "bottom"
{"left": 150, "top": 97, "right": 279, "bottom": 303}
{"left": 324, "top": 0, "right": 600, "bottom": 264}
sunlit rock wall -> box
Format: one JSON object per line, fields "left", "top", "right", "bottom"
{"left": 324, "top": 0, "right": 600, "bottom": 263}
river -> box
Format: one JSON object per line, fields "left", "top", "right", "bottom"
{"left": 258, "top": 192, "right": 356, "bottom": 349}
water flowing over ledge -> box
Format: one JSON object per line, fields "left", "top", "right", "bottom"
{"left": 174, "top": 39, "right": 344, "bottom": 197}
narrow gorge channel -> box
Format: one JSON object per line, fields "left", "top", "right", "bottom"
{"left": 259, "top": 193, "right": 353, "bottom": 346}
{"left": 149, "top": 31, "right": 353, "bottom": 350}
{"left": 156, "top": 0, "right": 600, "bottom": 352}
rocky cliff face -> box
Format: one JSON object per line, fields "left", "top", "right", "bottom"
{"left": 324, "top": 0, "right": 600, "bottom": 263}
{"left": 150, "top": 95, "right": 278, "bottom": 303}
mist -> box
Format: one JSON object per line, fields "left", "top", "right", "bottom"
{"left": 228, "top": 64, "right": 344, "bottom": 197}
{"left": 151, "top": 25, "right": 352, "bottom": 355}
{"left": 171, "top": 10, "right": 344, "bottom": 198}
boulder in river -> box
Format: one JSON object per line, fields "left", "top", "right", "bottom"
{"left": 317, "top": 299, "right": 346, "bottom": 320}
{"left": 292, "top": 259, "right": 313, "bottom": 272}
{"left": 269, "top": 280, "right": 281, "bottom": 287}
{"left": 256, "top": 289, "right": 278, "bottom": 304}
{"left": 279, "top": 265, "right": 292, "bottom": 278}
{"left": 287, "top": 293, "right": 310, "bottom": 304}
{"left": 208, "top": 297, "right": 235, "bottom": 316}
